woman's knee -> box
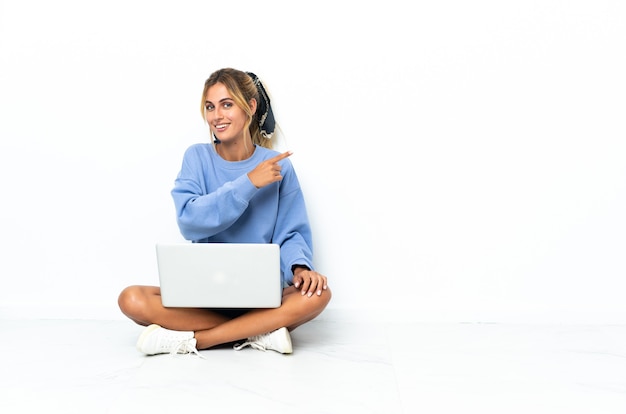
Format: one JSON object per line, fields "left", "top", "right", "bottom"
{"left": 313, "top": 285, "right": 331, "bottom": 304}
{"left": 319, "top": 286, "right": 332, "bottom": 309}
{"left": 118, "top": 285, "right": 146, "bottom": 318}
{"left": 297, "top": 286, "right": 332, "bottom": 315}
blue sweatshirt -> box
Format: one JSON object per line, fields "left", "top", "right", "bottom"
{"left": 171, "top": 143, "right": 314, "bottom": 285}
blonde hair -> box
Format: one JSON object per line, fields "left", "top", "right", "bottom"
{"left": 200, "top": 68, "right": 273, "bottom": 149}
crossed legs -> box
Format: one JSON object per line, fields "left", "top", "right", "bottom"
{"left": 118, "top": 285, "right": 332, "bottom": 350}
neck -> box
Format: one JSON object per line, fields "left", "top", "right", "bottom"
{"left": 215, "top": 139, "right": 255, "bottom": 161}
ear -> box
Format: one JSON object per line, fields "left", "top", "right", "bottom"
{"left": 249, "top": 98, "right": 257, "bottom": 115}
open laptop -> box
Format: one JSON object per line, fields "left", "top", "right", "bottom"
{"left": 156, "top": 242, "right": 282, "bottom": 308}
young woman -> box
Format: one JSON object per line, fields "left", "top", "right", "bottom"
{"left": 118, "top": 68, "right": 331, "bottom": 355}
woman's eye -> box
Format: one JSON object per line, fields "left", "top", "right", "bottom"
{"left": 205, "top": 104, "right": 214, "bottom": 111}
{"left": 223, "top": 102, "right": 232, "bottom": 109}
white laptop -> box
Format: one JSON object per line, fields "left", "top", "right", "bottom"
{"left": 156, "top": 243, "right": 282, "bottom": 308}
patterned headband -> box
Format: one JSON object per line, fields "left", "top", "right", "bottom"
{"left": 246, "top": 72, "right": 275, "bottom": 139}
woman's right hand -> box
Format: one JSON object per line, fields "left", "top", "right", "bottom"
{"left": 247, "top": 151, "right": 292, "bottom": 188}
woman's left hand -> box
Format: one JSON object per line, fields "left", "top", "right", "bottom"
{"left": 293, "top": 269, "right": 328, "bottom": 298}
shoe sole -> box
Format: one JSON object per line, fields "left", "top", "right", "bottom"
{"left": 136, "top": 324, "right": 162, "bottom": 353}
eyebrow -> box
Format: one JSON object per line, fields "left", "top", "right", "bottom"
{"left": 205, "top": 97, "right": 234, "bottom": 105}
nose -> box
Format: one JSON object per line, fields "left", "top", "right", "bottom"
{"left": 213, "top": 106, "right": 223, "bottom": 120}
{"left": 206, "top": 107, "right": 222, "bottom": 124}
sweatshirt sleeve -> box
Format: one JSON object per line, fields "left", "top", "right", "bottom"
{"left": 272, "top": 161, "right": 315, "bottom": 285}
{"left": 171, "top": 146, "right": 258, "bottom": 241}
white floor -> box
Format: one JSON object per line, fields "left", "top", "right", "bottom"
{"left": 1, "top": 313, "right": 626, "bottom": 413}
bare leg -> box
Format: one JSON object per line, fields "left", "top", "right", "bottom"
{"left": 118, "top": 285, "right": 332, "bottom": 350}
{"left": 118, "top": 285, "right": 231, "bottom": 330}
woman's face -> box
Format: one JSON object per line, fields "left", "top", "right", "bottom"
{"left": 204, "top": 82, "right": 250, "bottom": 144}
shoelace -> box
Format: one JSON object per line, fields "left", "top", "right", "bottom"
{"left": 233, "top": 334, "right": 268, "bottom": 351}
{"left": 170, "top": 338, "right": 206, "bottom": 359}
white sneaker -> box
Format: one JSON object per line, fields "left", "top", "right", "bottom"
{"left": 136, "top": 324, "right": 202, "bottom": 357}
{"left": 233, "top": 327, "right": 293, "bottom": 354}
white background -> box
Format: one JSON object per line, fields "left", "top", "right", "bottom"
{"left": 1, "top": 0, "right": 624, "bottom": 322}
